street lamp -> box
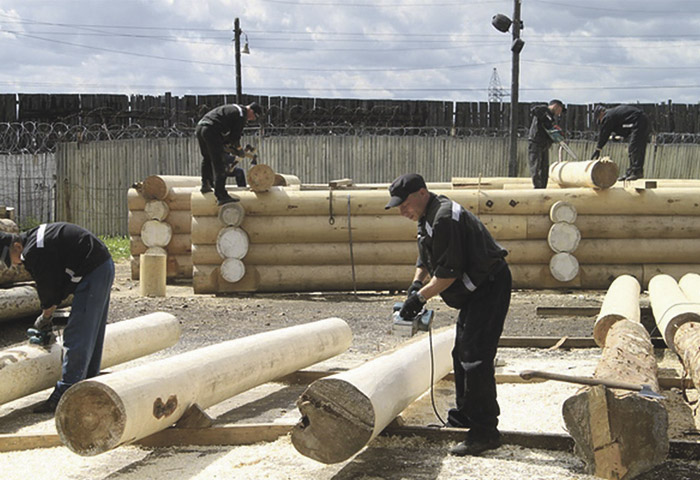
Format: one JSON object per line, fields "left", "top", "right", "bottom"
{"left": 492, "top": 0, "right": 524, "bottom": 177}
{"left": 233, "top": 18, "right": 250, "bottom": 103}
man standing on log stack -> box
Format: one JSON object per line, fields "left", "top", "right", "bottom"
{"left": 527, "top": 99, "right": 566, "bottom": 189}
{"left": 591, "top": 104, "right": 650, "bottom": 181}
{"left": 0, "top": 223, "right": 114, "bottom": 414}
{"left": 385, "top": 173, "right": 512, "bottom": 457}
{"left": 195, "top": 102, "right": 263, "bottom": 205}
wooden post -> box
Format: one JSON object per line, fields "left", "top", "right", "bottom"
{"left": 139, "top": 250, "right": 167, "bottom": 297}
{"left": 1, "top": 312, "right": 180, "bottom": 406}
{"left": 292, "top": 327, "right": 454, "bottom": 464}
{"left": 55, "top": 318, "right": 352, "bottom": 456}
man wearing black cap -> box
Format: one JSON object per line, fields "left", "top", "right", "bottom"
{"left": 196, "top": 102, "right": 263, "bottom": 205}
{"left": 591, "top": 104, "right": 650, "bottom": 181}
{"left": 0, "top": 223, "right": 114, "bottom": 413}
{"left": 527, "top": 99, "right": 566, "bottom": 189}
{"left": 386, "top": 173, "right": 511, "bottom": 457}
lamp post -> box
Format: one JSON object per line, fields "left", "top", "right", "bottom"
{"left": 492, "top": 0, "right": 524, "bottom": 177}
{"left": 233, "top": 18, "right": 250, "bottom": 103}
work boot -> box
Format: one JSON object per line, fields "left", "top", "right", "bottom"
{"left": 33, "top": 397, "right": 59, "bottom": 414}
{"left": 446, "top": 409, "right": 472, "bottom": 429}
{"left": 217, "top": 196, "right": 239, "bottom": 206}
{"left": 450, "top": 432, "right": 501, "bottom": 457}
{"left": 625, "top": 170, "right": 643, "bottom": 181}
{"left": 200, "top": 179, "right": 213, "bottom": 194}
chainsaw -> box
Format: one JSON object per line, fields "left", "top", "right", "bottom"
{"left": 391, "top": 301, "right": 434, "bottom": 337}
{"left": 546, "top": 126, "right": 579, "bottom": 161}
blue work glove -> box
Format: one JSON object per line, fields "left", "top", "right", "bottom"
{"left": 407, "top": 280, "right": 423, "bottom": 298}
{"left": 400, "top": 293, "right": 426, "bottom": 320}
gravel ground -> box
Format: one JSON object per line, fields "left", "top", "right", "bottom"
{"left": 1, "top": 260, "right": 700, "bottom": 479}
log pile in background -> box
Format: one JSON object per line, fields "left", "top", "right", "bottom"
{"left": 564, "top": 275, "right": 668, "bottom": 479}
{"left": 188, "top": 177, "right": 700, "bottom": 294}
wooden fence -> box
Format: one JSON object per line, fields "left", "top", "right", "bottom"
{"left": 47, "top": 134, "right": 700, "bottom": 236}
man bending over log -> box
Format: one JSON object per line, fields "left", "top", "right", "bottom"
{"left": 385, "top": 173, "right": 512, "bottom": 456}
{"left": 0, "top": 223, "right": 114, "bottom": 413}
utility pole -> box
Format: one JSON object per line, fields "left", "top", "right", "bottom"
{"left": 508, "top": 0, "right": 522, "bottom": 177}
{"left": 234, "top": 17, "right": 242, "bottom": 103}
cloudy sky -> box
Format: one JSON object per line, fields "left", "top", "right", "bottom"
{"left": 1, "top": 0, "right": 699, "bottom": 106}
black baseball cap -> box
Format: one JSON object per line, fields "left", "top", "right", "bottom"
{"left": 248, "top": 102, "right": 263, "bottom": 119}
{"left": 0, "top": 231, "right": 13, "bottom": 268}
{"left": 549, "top": 99, "right": 566, "bottom": 112}
{"left": 385, "top": 173, "right": 427, "bottom": 209}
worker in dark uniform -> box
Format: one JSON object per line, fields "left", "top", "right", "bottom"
{"left": 591, "top": 104, "right": 650, "bottom": 181}
{"left": 195, "top": 102, "right": 263, "bottom": 205}
{"left": 0, "top": 223, "right": 114, "bottom": 414}
{"left": 527, "top": 99, "right": 566, "bottom": 189}
{"left": 385, "top": 173, "right": 512, "bottom": 457}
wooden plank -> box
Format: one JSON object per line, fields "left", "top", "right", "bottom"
{"left": 137, "top": 423, "right": 294, "bottom": 448}
{"left": 0, "top": 433, "right": 63, "bottom": 452}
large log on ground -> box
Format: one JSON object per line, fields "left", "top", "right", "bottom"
{"left": 649, "top": 274, "right": 700, "bottom": 352}
{"left": 0, "top": 285, "right": 70, "bottom": 323}
{"left": 672, "top": 273, "right": 700, "bottom": 392}
{"left": 55, "top": 318, "right": 352, "bottom": 456}
{"left": 0, "top": 312, "right": 181, "bottom": 406}
{"left": 291, "top": 327, "right": 455, "bottom": 464}
{"left": 593, "top": 275, "right": 641, "bottom": 347}
{"left": 0, "top": 265, "right": 32, "bottom": 287}
{"left": 549, "top": 159, "right": 619, "bottom": 189}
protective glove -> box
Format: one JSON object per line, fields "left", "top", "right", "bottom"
{"left": 590, "top": 149, "right": 601, "bottom": 160}
{"left": 407, "top": 280, "right": 423, "bottom": 298}
{"left": 250, "top": 155, "right": 258, "bottom": 166}
{"left": 400, "top": 292, "right": 426, "bottom": 320}
{"left": 33, "top": 313, "right": 53, "bottom": 331}
{"left": 244, "top": 144, "right": 256, "bottom": 153}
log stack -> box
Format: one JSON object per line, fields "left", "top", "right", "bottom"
{"left": 188, "top": 178, "right": 700, "bottom": 294}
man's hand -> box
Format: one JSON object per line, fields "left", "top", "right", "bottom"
{"left": 590, "top": 148, "right": 601, "bottom": 160}
{"left": 400, "top": 293, "right": 426, "bottom": 320}
{"left": 34, "top": 313, "right": 53, "bottom": 331}
{"left": 407, "top": 280, "right": 423, "bottom": 298}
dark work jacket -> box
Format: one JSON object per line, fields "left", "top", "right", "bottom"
{"left": 20, "top": 223, "right": 111, "bottom": 309}
{"left": 416, "top": 194, "right": 508, "bottom": 309}
{"left": 596, "top": 105, "right": 647, "bottom": 149}
{"left": 197, "top": 104, "right": 247, "bottom": 146}
{"left": 528, "top": 105, "right": 556, "bottom": 147}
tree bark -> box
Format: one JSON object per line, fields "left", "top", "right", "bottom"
{"left": 291, "top": 327, "right": 454, "bottom": 464}
{"left": 1, "top": 312, "right": 181, "bottom": 405}
{"left": 56, "top": 318, "right": 352, "bottom": 456}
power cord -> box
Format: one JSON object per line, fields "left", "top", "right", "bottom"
{"left": 427, "top": 325, "right": 447, "bottom": 427}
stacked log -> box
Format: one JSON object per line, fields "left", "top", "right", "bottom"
{"left": 564, "top": 275, "right": 668, "bottom": 479}
{"left": 189, "top": 181, "right": 700, "bottom": 293}
{"left": 128, "top": 176, "right": 200, "bottom": 281}
{"left": 547, "top": 201, "right": 581, "bottom": 282}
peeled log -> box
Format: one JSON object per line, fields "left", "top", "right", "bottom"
{"left": 56, "top": 318, "right": 352, "bottom": 456}
{"left": 0, "top": 312, "right": 181, "bottom": 406}
{"left": 292, "top": 327, "right": 455, "bottom": 464}
{"left": 129, "top": 210, "right": 192, "bottom": 236}
{"left": 216, "top": 226, "right": 249, "bottom": 259}
{"left": 144, "top": 200, "right": 170, "bottom": 221}
{"left": 550, "top": 201, "right": 577, "bottom": 223}
{"left": 547, "top": 222, "right": 581, "bottom": 253}
{"left": 550, "top": 252, "right": 579, "bottom": 282}
{"left": 649, "top": 274, "right": 700, "bottom": 352}
{"left": 131, "top": 234, "right": 191, "bottom": 256}
{"left": 247, "top": 164, "right": 276, "bottom": 192}
{"left": 672, "top": 273, "right": 700, "bottom": 392}
{"left": 141, "top": 220, "right": 173, "bottom": 248}
{"left": 131, "top": 254, "right": 192, "bottom": 280}
{"left": 274, "top": 173, "right": 301, "bottom": 187}
{"left": 0, "top": 285, "right": 70, "bottom": 323}
{"left": 142, "top": 175, "right": 201, "bottom": 200}
{"left": 220, "top": 258, "right": 245, "bottom": 283}
{"left": 593, "top": 275, "right": 641, "bottom": 347}
{"left": 549, "top": 159, "right": 619, "bottom": 189}
{"left": 217, "top": 201, "right": 245, "bottom": 227}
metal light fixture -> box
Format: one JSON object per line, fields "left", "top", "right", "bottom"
{"left": 242, "top": 34, "right": 250, "bottom": 54}
{"left": 491, "top": 14, "right": 512, "bottom": 33}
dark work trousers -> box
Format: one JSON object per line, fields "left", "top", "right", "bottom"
{"left": 527, "top": 142, "right": 549, "bottom": 189}
{"left": 627, "top": 115, "right": 650, "bottom": 174}
{"left": 452, "top": 264, "right": 512, "bottom": 440}
{"left": 230, "top": 167, "right": 247, "bottom": 187}
{"left": 195, "top": 123, "right": 230, "bottom": 201}
{"left": 50, "top": 258, "right": 115, "bottom": 402}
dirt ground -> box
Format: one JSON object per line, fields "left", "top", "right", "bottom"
{"left": 1, "top": 260, "right": 700, "bottom": 479}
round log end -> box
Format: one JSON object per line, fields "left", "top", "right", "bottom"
{"left": 549, "top": 201, "right": 577, "bottom": 224}
{"left": 247, "top": 164, "right": 276, "bottom": 193}
{"left": 217, "top": 202, "right": 246, "bottom": 227}
{"left": 593, "top": 313, "right": 625, "bottom": 347}
{"left": 216, "top": 227, "right": 250, "bottom": 259}
{"left": 550, "top": 252, "right": 579, "bottom": 282}
{"left": 291, "top": 378, "right": 374, "bottom": 464}
{"left": 220, "top": 258, "right": 246, "bottom": 283}
{"left": 55, "top": 381, "right": 126, "bottom": 456}
{"left": 547, "top": 222, "right": 581, "bottom": 253}
{"left": 590, "top": 159, "right": 620, "bottom": 190}
{"left": 142, "top": 176, "right": 168, "bottom": 200}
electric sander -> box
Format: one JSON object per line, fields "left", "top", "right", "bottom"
{"left": 391, "top": 301, "right": 434, "bottom": 337}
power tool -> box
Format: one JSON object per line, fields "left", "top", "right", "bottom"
{"left": 391, "top": 301, "right": 434, "bottom": 337}
{"left": 27, "top": 313, "right": 56, "bottom": 346}
{"left": 546, "top": 126, "right": 579, "bottom": 161}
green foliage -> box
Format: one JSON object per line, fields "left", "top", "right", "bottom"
{"left": 100, "top": 235, "right": 130, "bottom": 260}
{"left": 19, "top": 217, "right": 42, "bottom": 230}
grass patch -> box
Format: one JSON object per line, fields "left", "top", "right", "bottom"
{"left": 101, "top": 235, "right": 130, "bottom": 261}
